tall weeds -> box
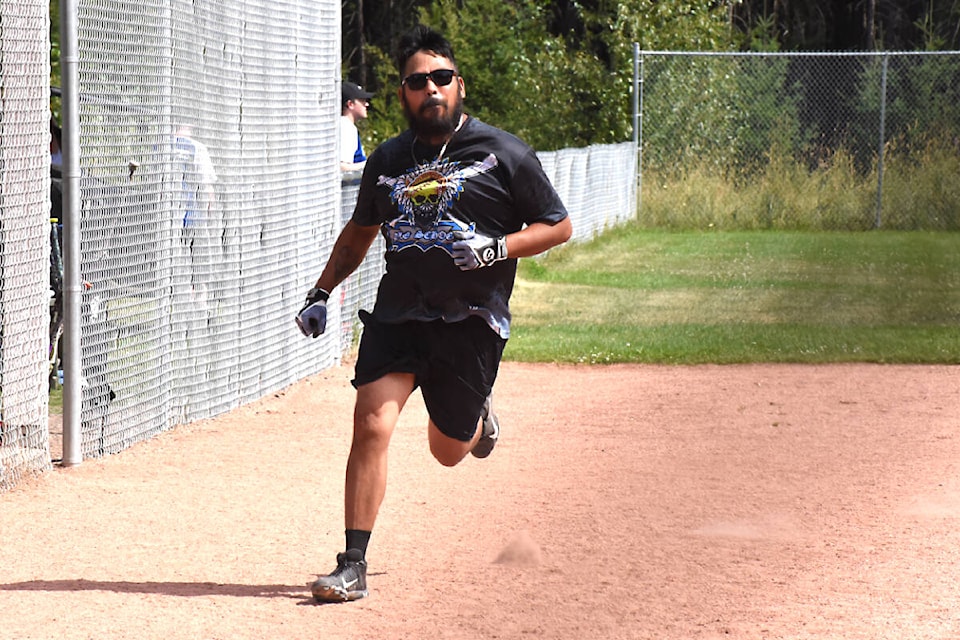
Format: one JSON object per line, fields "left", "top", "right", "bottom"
{"left": 640, "top": 136, "right": 960, "bottom": 231}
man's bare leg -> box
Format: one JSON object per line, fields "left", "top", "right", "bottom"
{"left": 344, "top": 371, "right": 416, "bottom": 530}
{"left": 311, "top": 372, "right": 416, "bottom": 603}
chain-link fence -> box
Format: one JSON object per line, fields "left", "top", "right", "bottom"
{"left": 639, "top": 51, "right": 960, "bottom": 230}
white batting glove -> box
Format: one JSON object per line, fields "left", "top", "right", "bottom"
{"left": 295, "top": 287, "right": 329, "bottom": 338}
{"left": 451, "top": 230, "right": 507, "bottom": 270}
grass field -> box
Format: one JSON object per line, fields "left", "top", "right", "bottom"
{"left": 507, "top": 227, "right": 960, "bottom": 364}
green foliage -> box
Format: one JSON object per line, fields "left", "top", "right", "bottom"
{"left": 639, "top": 53, "right": 807, "bottom": 177}
{"left": 630, "top": 0, "right": 731, "bottom": 51}
{"left": 846, "top": 54, "right": 960, "bottom": 172}
{"left": 50, "top": 0, "right": 61, "bottom": 118}
{"left": 421, "top": 0, "right": 559, "bottom": 147}
{"left": 881, "top": 134, "right": 960, "bottom": 230}
{"left": 641, "top": 56, "right": 742, "bottom": 174}
{"left": 914, "top": 0, "right": 960, "bottom": 50}
{"left": 414, "top": 0, "right": 630, "bottom": 149}
{"left": 733, "top": 14, "right": 781, "bottom": 52}
{"left": 50, "top": 0, "right": 60, "bottom": 79}
{"left": 358, "top": 44, "right": 409, "bottom": 150}
{"left": 886, "top": 54, "right": 960, "bottom": 147}
{"left": 729, "top": 57, "right": 805, "bottom": 173}
{"left": 731, "top": 0, "right": 960, "bottom": 51}
{"left": 357, "top": 0, "right": 733, "bottom": 151}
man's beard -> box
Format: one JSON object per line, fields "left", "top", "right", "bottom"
{"left": 404, "top": 92, "right": 464, "bottom": 140}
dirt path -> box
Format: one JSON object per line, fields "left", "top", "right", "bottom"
{"left": 3, "top": 363, "right": 959, "bottom": 639}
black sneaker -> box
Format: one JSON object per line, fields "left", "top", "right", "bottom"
{"left": 471, "top": 394, "right": 500, "bottom": 459}
{"left": 311, "top": 549, "right": 368, "bottom": 602}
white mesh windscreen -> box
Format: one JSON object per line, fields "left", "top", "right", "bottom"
{"left": 338, "top": 177, "right": 385, "bottom": 350}
{"left": 74, "top": 0, "right": 342, "bottom": 456}
{"left": 538, "top": 142, "right": 638, "bottom": 243}
{"left": 0, "top": 0, "right": 53, "bottom": 489}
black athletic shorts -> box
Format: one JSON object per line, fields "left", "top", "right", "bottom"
{"left": 352, "top": 310, "right": 507, "bottom": 442}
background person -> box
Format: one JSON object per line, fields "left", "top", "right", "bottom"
{"left": 172, "top": 124, "right": 217, "bottom": 299}
{"left": 173, "top": 124, "right": 217, "bottom": 231}
{"left": 296, "top": 24, "right": 572, "bottom": 603}
{"left": 340, "top": 80, "right": 374, "bottom": 172}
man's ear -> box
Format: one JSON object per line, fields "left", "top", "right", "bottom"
{"left": 458, "top": 76, "right": 466, "bottom": 99}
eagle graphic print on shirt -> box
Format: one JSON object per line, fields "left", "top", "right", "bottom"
{"left": 377, "top": 153, "right": 498, "bottom": 256}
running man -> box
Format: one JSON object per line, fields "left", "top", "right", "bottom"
{"left": 297, "top": 24, "right": 572, "bottom": 602}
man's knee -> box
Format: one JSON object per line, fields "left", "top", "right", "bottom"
{"left": 430, "top": 444, "right": 468, "bottom": 467}
{"left": 351, "top": 410, "right": 395, "bottom": 450}
{"left": 428, "top": 420, "right": 476, "bottom": 467}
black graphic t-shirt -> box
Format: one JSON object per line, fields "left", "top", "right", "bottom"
{"left": 352, "top": 116, "right": 568, "bottom": 338}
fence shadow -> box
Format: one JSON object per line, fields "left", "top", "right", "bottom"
{"left": 0, "top": 578, "right": 306, "bottom": 599}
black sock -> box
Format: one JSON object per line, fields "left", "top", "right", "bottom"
{"left": 345, "top": 529, "right": 371, "bottom": 558}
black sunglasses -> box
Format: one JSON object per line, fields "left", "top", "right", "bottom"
{"left": 401, "top": 69, "right": 457, "bottom": 91}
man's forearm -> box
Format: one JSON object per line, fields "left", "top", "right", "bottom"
{"left": 504, "top": 217, "right": 573, "bottom": 258}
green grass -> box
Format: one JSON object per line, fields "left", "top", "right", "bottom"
{"left": 49, "top": 386, "right": 62, "bottom": 414}
{"left": 506, "top": 227, "right": 960, "bottom": 364}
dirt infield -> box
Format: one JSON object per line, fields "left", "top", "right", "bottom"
{"left": 2, "top": 362, "right": 959, "bottom": 639}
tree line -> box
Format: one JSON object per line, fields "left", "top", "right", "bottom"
{"left": 47, "top": 0, "right": 960, "bottom": 152}
{"left": 345, "top": 0, "right": 960, "bottom": 151}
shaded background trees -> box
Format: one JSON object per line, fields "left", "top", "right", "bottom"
{"left": 345, "top": 0, "right": 731, "bottom": 149}
{"left": 50, "top": 0, "right": 960, "bottom": 149}
{"left": 343, "top": 0, "right": 960, "bottom": 151}
{"left": 730, "top": 0, "right": 960, "bottom": 51}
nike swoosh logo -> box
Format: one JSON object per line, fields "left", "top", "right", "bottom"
{"left": 342, "top": 578, "right": 358, "bottom": 589}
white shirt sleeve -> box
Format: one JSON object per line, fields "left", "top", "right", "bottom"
{"left": 339, "top": 117, "right": 361, "bottom": 164}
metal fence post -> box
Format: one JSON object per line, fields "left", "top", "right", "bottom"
{"left": 875, "top": 53, "right": 889, "bottom": 229}
{"left": 59, "top": 0, "right": 82, "bottom": 466}
{"left": 634, "top": 43, "right": 643, "bottom": 219}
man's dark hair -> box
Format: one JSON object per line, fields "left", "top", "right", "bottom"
{"left": 396, "top": 25, "right": 457, "bottom": 76}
